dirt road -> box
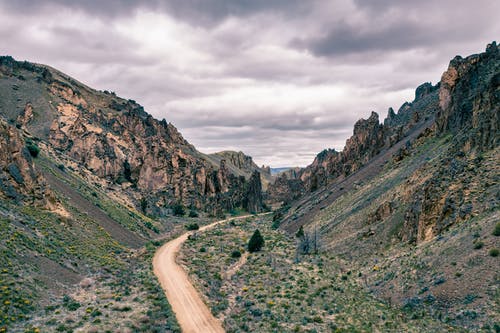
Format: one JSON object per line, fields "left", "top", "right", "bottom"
{"left": 153, "top": 214, "right": 268, "bottom": 333}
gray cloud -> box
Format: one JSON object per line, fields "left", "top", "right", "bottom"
{"left": 0, "top": 0, "right": 499, "bottom": 167}
{"left": 1, "top": 0, "right": 309, "bottom": 24}
{"left": 293, "top": 0, "right": 497, "bottom": 58}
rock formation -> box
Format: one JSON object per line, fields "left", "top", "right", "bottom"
{"left": 0, "top": 56, "right": 264, "bottom": 215}
{"left": 208, "top": 150, "right": 273, "bottom": 190}
{"left": 0, "top": 118, "right": 54, "bottom": 207}
{"left": 267, "top": 75, "right": 441, "bottom": 203}
{"left": 271, "top": 42, "right": 498, "bottom": 247}
{"left": 243, "top": 170, "right": 264, "bottom": 213}
{"left": 436, "top": 41, "right": 499, "bottom": 151}
{"left": 400, "top": 41, "right": 499, "bottom": 242}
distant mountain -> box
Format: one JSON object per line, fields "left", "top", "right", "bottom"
{"left": 270, "top": 167, "right": 293, "bottom": 175}
{"left": 270, "top": 42, "right": 499, "bottom": 330}
{"left": 205, "top": 150, "right": 273, "bottom": 190}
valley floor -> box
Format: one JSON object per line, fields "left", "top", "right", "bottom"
{"left": 153, "top": 216, "right": 259, "bottom": 333}
{"left": 178, "top": 214, "right": 463, "bottom": 332}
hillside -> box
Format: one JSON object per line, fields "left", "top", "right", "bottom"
{"left": 0, "top": 41, "right": 497, "bottom": 333}
{"left": 0, "top": 56, "right": 265, "bottom": 217}
{"left": 270, "top": 42, "right": 499, "bottom": 330}
{"left": 0, "top": 55, "right": 268, "bottom": 332}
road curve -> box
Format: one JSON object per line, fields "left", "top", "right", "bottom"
{"left": 153, "top": 214, "right": 265, "bottom": 333}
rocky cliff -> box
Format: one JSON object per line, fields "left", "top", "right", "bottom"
{"left": 0, "top": 56, "right": 264, "bottom": 215}
{"left": 243, "top": 170, "right": 264, "bottom": 213}
{"left": 274, "top": 43, "right": 498, "bottom": 240}
{"left": 436, "top": 41, "right": 499, "bottom": 151}
{"left": 268, "top": 81, "right": 439, "bottom": 203}
{"left": 0, "top": 118, "right": 54, "bottom": 207}
{"left": 400, "top": 41, "right": 499, "bottom": 243}
{"left": 206, "top": 150, "right": 273, "bottom": 190}
{"left": 270, "top": 43, "right": 499, "bottom": 330}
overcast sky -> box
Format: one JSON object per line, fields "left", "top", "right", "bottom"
{"left": 1, "top": 1, "right": 498, "bottom": 167}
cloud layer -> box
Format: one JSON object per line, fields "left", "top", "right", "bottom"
{"left": 0, "top": 0, "right": 498, "bottom": 166}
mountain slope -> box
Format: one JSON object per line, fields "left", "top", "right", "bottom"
{"left": 0, "top": 56, "right": 267, "bottom": 332}
{"left": 0, "top": 56, "right": 264, "bottom": 216}
{"left": 268, "top": 80, "right": 439, "bottom": 204}
{"left": 271, "top": 42, "right": 499, "bottom": 330}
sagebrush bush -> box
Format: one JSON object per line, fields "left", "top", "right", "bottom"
{"left": 493, "top": 223, "right": 500, "bottom": 236}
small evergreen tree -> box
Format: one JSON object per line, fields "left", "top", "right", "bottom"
{"left": 296, "top": 225, "right": 305, "bottom": 239}
{"left": 248, "top": 229, "right": 264, "bottom": 253}
{"left": 26, "top": 142, "right": 40, "bottom": 157}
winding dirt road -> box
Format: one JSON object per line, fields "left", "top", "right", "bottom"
{"left": 153, "top": 214, "right": 267, "bottom": 333}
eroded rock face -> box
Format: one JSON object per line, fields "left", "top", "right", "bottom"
{"left": 214, "top": 151, "right": 256, "bottom": 172}
{"left": 243, "top": 171, "right": 264, "bottom": 213}
{"left": 267, "top": 172, "right": 304, "bottom": 203}
{"left": 399, "top": 42, "right": 500, "bottom": 243}
{"left": 45, "top": 86, "right": 257, "bottom": 212}
{"left": 268, "top": 111, "right": 387, "bottom": 201}
{"left": 269, "top": 43, "right": 497, "bottom": 248}
{"left": 16, "top": 103, "right": 34, "bottom": 128}
{"left": 0, "top": 58, "right": 264, "bottom": 215}
{"left": 267, "top": 79, "right": 441, "bottom": 204}
{"left": 209, "top": 150, "right": 273, "bottom": 191}
{"left": 436, "top": 41, "right": 499, "bottom": 151}
{"left": 0, "top": 119, "right": 52, "bottom": 207}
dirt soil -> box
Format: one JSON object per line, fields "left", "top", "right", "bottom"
{"left": 153, "top": 214, "right": 269, "bottom": 333}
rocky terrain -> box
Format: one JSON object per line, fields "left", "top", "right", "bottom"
{"left": 0, "top": 118, "right": 54, "bottom": 208}
{"left": 0, "top": 40, "right": 497, "bottom": 333}
{"left": 207, "top": 150, "right": 273, "bottom": 190}
{"left": 267, "top": 79, "right": 440, "bottom": 204}
{"left": 0, "top": 55, "right": 267, "bottom": 332}
{"left": 0, "top": 56, "right": 264, "bottom": 217}
{"left": 269, "top": 42, "right": 499, "bottom": 330}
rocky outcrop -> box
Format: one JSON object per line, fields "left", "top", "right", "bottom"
{"left": 16, "top": 103, "right": 34, "bottom": 129}
{"left": 266, "top": 171, "right": 305, "bottom": 203}
{"left": 0, "top": 118, "right": 53, "bottom": 207}
{"left": 399, "top": 42, "right": 500, "bottom": 243}
{"left": 268, "top": 111, "right": 387, "bottom": 201}
{"left": 0, "top": 57, "right": 264, "bottom": 215}
{"left": 243, "top": 171, "right": 264, "bottom": 213}
{"left": 267, "top": 79, "right": 440, "bottom": 203}
{"left": 436, "top": 41, "right": 499, "bottom": 151}
{"left": 269, "top": 112, "right": 386, "bottom": 201}
{"left": 208, "top": 150, "right": 273, "bottom": 190}
{"left": 212, "top": 151, "right": 256, "bottom": 172}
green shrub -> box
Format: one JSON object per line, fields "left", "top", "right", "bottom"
{"left": 26, "top": 142, "right": 40, "bottom": 157}
{"left": 473, "top": 241, "right": 484, "bottom": 250}
{"left": 62, "top": 295, "right": 81, "bottom": 311}
{"left": 188, "top": 210, "right": 199, "bottom": 218}
{"left": 248, "top": 229, "right": 264, "bottom": 253}
{"left": 185, "top": 223, "right": 199, "bottom": 231}
{"left": 231, "top": 250, "right": 242, "bottom": 258}
{"left": 173, "top": 204, "right": 185, "bottom": 217}
{"left": 296, "top": 226, "right": 305, "bottom": 239}
{"left": 493, "top": 223, "right": 500, "bottom": 236}
{"left": 489, "top": 248, "right": 499, "bottom": 257}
